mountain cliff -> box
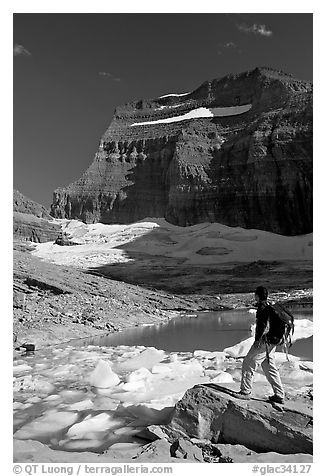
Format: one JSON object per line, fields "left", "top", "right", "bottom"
{"left": 50, "top": 67, "right": 312, "bottom": 235}
{"left": 13, "top": 190, "right": 60, "bottom": 243}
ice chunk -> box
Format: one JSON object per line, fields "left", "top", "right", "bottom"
{"left": 126, "top": 368, "right": 152, "bottom": 382}
{"left": 113, "top": 427, "right": 142, "bottom": 436}
{"left": 113, "top": 373, "right": 207, "bottom": 406}
{"left": 13, "top": 401, "right": 25, "bottom": 410}
{"left": 210, "top": 371, "right": 234, "bottom": 384}
{"left": 224, "top": 337, "right": 254, "bottom": 358}
{"left": 67, "top": 399, "right": 94, "bottom": 411}
{"left": 14, "top": 411, "right": 78, "bottom": 440}
{"left": 13, "top": 375, "right": 55, "bottom": 395}
{"left": 67, "top": 413, "right": 123, "bottom": 439}
{"left": 59, "top": 439, "right": 104, "bottom": 450}
{"left": 89, "top": 360, "right": 120, "bottom": 388}
{"left": 44, "top": 394, "right": 61, "bottom": 402}
{"left": 26, "top": 396, "right": 42, "bottom": 404}
{"left": 274, "top": 352, "right": 300, "bottom": 364}
{"left": 121, "top": 381, "right": 147, "bottom": 392}
{"left": 13, "top": 364, "right": 32, "bottom": 375}
{"left": 114, "top": 348, "right": 165, "bottom": 372}
{"left": 193, "top": 350, "right": 226, "bottom": 361}
{"left": 35, "top": 363, "right": 49, "bottom": 370}
{"left": 278, "top": 361, "right": 313, "bottom": 383}
{"left": 292, "top": 319, "right": 313, "bottom": 342}
{"left": 147, "top": 393, "right": 184, "bottom": 410}
{"left": 152, "top": 360, "right": 204, "bottom": 378}
{"left": 109, "top": 442, "right": 143, "bottom": 450}
{"left": 52, "top": 364, "right": 80, "bottom": 378}
{"left": 151, "top": 364, "right": 173, "bottom": 374}
{"left": 59, "top": 390, "right": 88, "bottom": 403}
{"left": 93, "top": 397, "right": 120, "bottom": 411}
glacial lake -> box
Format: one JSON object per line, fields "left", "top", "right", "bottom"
{"left": 74, "top": 307, "right": 313, "bottom": 361}
{"left": 13, "top": 306, "right": 312, "bottom": 454}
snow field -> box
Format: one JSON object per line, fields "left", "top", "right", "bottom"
{"left": 32, "top": 218, "right": 312, "bottom": 269}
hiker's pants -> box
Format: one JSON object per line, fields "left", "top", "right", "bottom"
{"left": 240, "top": 341, "right": 285, "bottom": 398}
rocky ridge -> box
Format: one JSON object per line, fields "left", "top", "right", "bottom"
{"left": 14, "top": 189, "right": 52, "bottom": 219}
{"left": 13, "top": 212, "right": 61, "bottom": 243}
{"left": 13, "top": 190, "right": 60, "bottom": 243}
{"left": 51, "top": 67, "right": 312, "bottom": 235}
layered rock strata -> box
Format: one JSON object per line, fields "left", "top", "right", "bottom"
{"left": 51, "top": 68, "right": 312, "bottom": 235}
{"left": 13, "top": 212, "right": 61, "bottom": 243}
{"left": 13, "top": 190, "right": 60, "bottom": 243}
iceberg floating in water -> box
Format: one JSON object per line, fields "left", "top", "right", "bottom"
{"left": 210, "top": 371, "right": 234, "bottom": 384}
{"left": 67, "top": 413, "right": 123, "bottom": 439}
{"left": 89, "top": 360, "right": 120, "bottom": 388}
{"left": 114, "top": 348, "right": 165, "bottom": 372}
{"left": 224, "top": 318, "right": 313, "bottom": 358}
{"left": 224, "top": 337, "right": 254, "bottom": 358}
{"left": 292, "top": 319, "right": 313, "bottom": 343}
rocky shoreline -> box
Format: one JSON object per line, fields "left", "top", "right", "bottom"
{"left": 14, "top": 241, "right": 312, "bottom": 350}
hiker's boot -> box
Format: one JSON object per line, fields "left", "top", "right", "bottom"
{"left": 233, "top": 391, "right": 251, "bottom": 400}
{"left": 268, "top": 394, "right": 284, "bottom": 405}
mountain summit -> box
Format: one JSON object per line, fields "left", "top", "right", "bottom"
{"left": 50, "top": 68, "right": 312, "bottom": 235}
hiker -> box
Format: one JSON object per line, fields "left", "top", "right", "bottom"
{"left": 236, "top": 286, "right": 285, "bottom": 404}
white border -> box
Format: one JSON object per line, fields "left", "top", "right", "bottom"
{"left": 3, "top": 2, "right": 321, "bottom": 474}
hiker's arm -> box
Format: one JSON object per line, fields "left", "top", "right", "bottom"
{"left": 254, "top": 308, "right": 269, "bottom": 342}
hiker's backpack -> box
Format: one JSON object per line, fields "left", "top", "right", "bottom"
{"left": 266, "top": 302, "right": 295, "bottom": 350}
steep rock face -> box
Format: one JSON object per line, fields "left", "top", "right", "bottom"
{"left": 13, "top": 212, "right": 61, "bottom": 243}
{"left": 13, "top": 190, "right": 60, "bottom": 243}
{"left": 51, "top": 68, "right": 312, "bottom": 235}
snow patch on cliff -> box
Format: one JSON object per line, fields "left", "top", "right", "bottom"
{"left": 131, "top": 104, "right": 252, "bottom": 126}
{"left": 158, "top": 92, "right": 190, "bottom": 98}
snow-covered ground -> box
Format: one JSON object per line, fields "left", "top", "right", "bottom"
{"left": 31, "top": 218, "right": 312, "bottom": 269}
{"left": 13, "top": 315, "right": 313, "bottom": 454}
{"left": 131, "top": 104, "right": 252, "bottom": 126}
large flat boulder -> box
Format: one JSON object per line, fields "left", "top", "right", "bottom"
{"left": 167, "top": 384, "right": 312, "bottom": 455}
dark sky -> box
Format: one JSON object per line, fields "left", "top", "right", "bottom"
{"left": 13, "top": 13, "right": 312, "bottom": 208}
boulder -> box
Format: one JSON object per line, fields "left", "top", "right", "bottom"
{"left": 55, "top": 232, "right": 79, "bottom": 246}
{"left": 135, "top": 439, "right": 173, "bottom": 461}
{"left": 167, "top": 384, "right": 312, "bottom": 455}
{"left": 170, "top": 438, "right": 203, "bottom": 461}
{"left": 197, "top": 442, "right": 312, "bottom": 463}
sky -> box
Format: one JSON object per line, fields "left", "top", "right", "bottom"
{"left": 13, "top": 13, "right": 313, "bottom": 208}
